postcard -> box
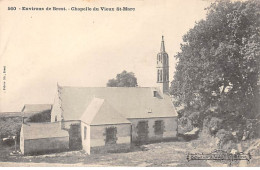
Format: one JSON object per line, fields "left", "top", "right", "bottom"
{"left": 0, "top": 0, "right": 259, "bottom": 167}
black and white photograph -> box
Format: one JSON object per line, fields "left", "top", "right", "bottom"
{"left": 0, "top": 0, "right": 259, "bottom": 167}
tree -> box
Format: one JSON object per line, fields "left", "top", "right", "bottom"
{"left": 107, "top": 70, "right": 138, "bottom": 87}
{"left": 171, "top": 0, "right": 260, "bottom": 137}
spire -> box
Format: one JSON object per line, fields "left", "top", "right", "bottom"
{"left": 160, "top": 35, "right": 165, "bottom": 52}
{"left": 157, "top": 35, "right": 169, "bottom": 93}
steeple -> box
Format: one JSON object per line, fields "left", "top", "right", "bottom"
{"left": 156, "top": 36, "right": 169, "bottom": 93}
{"left": 160, "top": 36, "right": 165, "bottom": 52}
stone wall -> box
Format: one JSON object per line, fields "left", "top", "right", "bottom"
{"left": 23, "top": 136, "right": 69, "bottom": 155}
{"left": 129, "top": 117, "right": 177, "bottom": 144}
{"left": 81, "top": 122, "right": 131, "bottom": 154}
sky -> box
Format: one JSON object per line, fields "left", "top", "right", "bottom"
{"left": 0, "top": 0, "right": 211, "bottom": 112}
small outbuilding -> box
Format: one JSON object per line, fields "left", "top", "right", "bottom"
{"left": 20, "top": 122, "right": 69, "bottom": 155}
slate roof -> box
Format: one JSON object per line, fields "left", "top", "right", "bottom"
{"left": 22, "top": 122, "right": 69, "bottom": 140}
{"left": 22, "top": 104, "right": 52, "bottom": 118}
{"left": 80, "top": 98, "right": 131, "bottom": 125}
{"left": 56, "top": 86, "right": 177, "bottom": 122}
{"left": 22, "top": 104, "right": 52, "bottom": 113}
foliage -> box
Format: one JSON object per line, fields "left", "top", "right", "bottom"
{"left": 0, "top": 116, "right": 22, "bottom": 140}
{"left": 26, "top": 110, "right": 51, "bottom": 122}
{"left": 215, "top": 129, "right": 236, "bottom": 150}
{"left": 208, "top": 117, "right": 223, "bottom": 135}
{"left": 178, "top": 116, "right": 193, "bottom": 134}
{"left": 171, "top": 0, "right": 260, "bottom": 137}
{"left": 178, "top": 111, "right": 200, "bottom": 134}
{"left": 107, "top": 70, "right": 138, "bottom": 87}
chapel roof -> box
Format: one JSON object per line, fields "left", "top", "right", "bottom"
{"left": 80, "top": 97, "right": 131, "bottom": 125}
{"left": 21, "top": 104, "right": 53, "bottom": 118}
{"left": 22, "top": 104, "right": 52, "bottom": 113}
{"left": 54, "top": 86, "right": 177, "bottom": 122}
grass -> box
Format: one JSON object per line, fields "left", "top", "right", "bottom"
{"left": 0, "top": 140, "right": 212, "bottom": 166}
{"left": 1, "top": 138, "right": 260, "bottom": 166}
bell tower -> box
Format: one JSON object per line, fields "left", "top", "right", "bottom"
{"left": 156, "top": 36, "right": 169, "bottom": 93}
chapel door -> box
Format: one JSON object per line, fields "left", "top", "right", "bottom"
{"left": 136, "top": 121, "right": 149, "bottom": 145}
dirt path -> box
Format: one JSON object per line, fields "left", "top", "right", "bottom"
{"left": 0, "top": 162, "right": 87, "bottom": 167}
{"left": 0, "top": 140, "right": 216, "bottom": 167}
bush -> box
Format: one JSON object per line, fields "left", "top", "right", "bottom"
{"left": 216, "top": 129, "right": 236, "bottom": 151}
{"left": 177, "top": 117, "right": 193, "bottom": 134}
{"left": 208, "top": 117, "right": 223, "bottom": 135}
{"left": 27, "top": 110, "right": 51, "bottom": 122}
{"left": 0, "top": 116, "right": 22, "bottom": 139}
{"left": 2, "top": 137, "right": 15, "bottom": 146}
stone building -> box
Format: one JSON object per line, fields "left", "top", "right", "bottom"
{"left": 20, "top": 36, "right": 178, "bottom": 155}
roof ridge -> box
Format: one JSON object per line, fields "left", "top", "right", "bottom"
{"left": 24, "top": 104, "right": 52, "bottom": 105}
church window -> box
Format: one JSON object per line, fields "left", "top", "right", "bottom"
{"left": 154, "top": 120, "right": 164, "bottom": 135}
{"left": 84, "top": 126, "right": 87, "bottom": 140}
{"left": 55, "top": 116, "right": 57, "bottom": 122}
{"left": 157, "top": 70, "right": 160, "bottom": 82}
{"left": 160, "top": 70, "right": 162, "bottom": 81}
{"left": 105, "top": 127, "right": 117, "bottom": 144}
